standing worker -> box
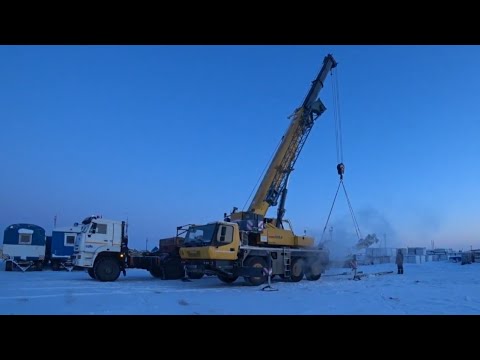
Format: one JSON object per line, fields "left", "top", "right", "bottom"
{"left": 350, "top": 254, "right": 360, "bottom": 280}
{"left": 396, "top": 249, "right": 404, "bottom": 274}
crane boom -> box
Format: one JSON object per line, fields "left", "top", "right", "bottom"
{"left": 248, "top": 54, "right": 337, "bottom": 216}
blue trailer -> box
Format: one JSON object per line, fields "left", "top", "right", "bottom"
{"left": 2, "top": 224, "right": 46, "bottom": 271}
{"left": 49, "top": 225, "right": 81, "bottom": 270}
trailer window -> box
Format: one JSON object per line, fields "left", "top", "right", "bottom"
{"left": 65, "top": 234, "right": 76, "bottom": 246}
{"left": 217, "top": 225, "right": 233, "bottom": 244}
{"left": 19, "top": 234, "right": 32, "bottom": 245}
{"left": 97, "top": 224, "right": 107, "bottom": 234}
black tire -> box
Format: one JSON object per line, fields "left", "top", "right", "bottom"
{"left": 87, "top": 268, "right": 96, "bottom": 279}
{"left": 305, "top": 260, "right": 322, "bottom": 281}
{"left": 52, "top": 262, "right": 60, "bottom": 271}
{"left": 150, "top": 267, "right": 164, "bottom": 279}
{"left": 244, "top": 256, "right": 267, "bottom": 286}
{"left": 187, "top": 272, "right": 204, "bottom": 280}
{"left": 162, "top": 257, "right": 185, "bottom": 280}
{"left": 290, "top": 257, "right": 305, "bottom": 282}
{"left": 218, "top": 274, "right": 238, "bottom": 284}
{"left": 5, "top": 261, "right": 13, "bottom": 272}
{"left": 94, "top": 257, "right": 121, "bottom": 282}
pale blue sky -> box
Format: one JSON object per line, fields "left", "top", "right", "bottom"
{"left": 1, "top": 45, "right": 479, "bottom": 251}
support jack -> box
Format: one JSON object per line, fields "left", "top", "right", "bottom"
{"left": 261, "top": 268, "right": 278, "bottom": 291}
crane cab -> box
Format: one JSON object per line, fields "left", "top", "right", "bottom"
{"left": 178, "top": 222, "right": 240, "bottom": 261}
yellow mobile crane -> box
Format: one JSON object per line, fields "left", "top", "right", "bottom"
{"left": 179, "top": 54, "right": 337, "bottom": 286}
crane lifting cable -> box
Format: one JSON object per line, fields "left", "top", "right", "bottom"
{"left": 320, "top": 68, "right": 362, "bottom": 244}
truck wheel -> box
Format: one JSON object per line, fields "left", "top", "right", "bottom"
{"left": 5, "top": 261, "right": 13, "bottom": 272}
{"left": 290, "top": 258, "right": 305, "bottom": 282}
{"left": 94, "top": 257, "right": 121, "bottom": 282}
{"left": 244, "top": 256, "right": 267, "bottom": 286}
{"left": 218, "top": 274, "right": 238, "bottom": 284}
{"left": 187, "top": 272, "right": 204, "bottom": 280}
{"left": 305, "top": 260, "right": 322, "bottom": 281}
{"left": 162, "top": 257, "right": 185, "bottom": 280}
{"left": 150, "top": 267, "right": 164, "bottom": 279}
{"left": 87, "top": 268, "right": 96, "bottom": 279}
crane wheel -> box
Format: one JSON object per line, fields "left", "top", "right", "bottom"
{"left": 305, "top": 260, "right": 322, "bottom": 281}
{"left": 290, "top": 258, "right": 305, "bottom": 282}
{"left": 244, "top": 256, "right": 267, "bottom": 286}
{"left": 218, "top": 274, "right": 238, "bottom": 284}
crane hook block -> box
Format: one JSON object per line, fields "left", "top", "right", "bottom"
{"left": 337, "top": 163, "right": 345, "bottom": 180}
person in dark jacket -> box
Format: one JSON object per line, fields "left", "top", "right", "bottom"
{"left": 396, "top": 249, "right": 404, "bottom": 274}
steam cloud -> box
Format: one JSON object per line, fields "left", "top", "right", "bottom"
{"left": 312, "top": 207, "right": 399, "bottom": 261}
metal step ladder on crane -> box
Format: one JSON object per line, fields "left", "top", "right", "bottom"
{"left": 283, "top": 248, "right": 291, "bottom": 278}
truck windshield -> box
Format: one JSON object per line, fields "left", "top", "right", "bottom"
{"left": 184, "top": 224, "right": 216, "bottom": 246}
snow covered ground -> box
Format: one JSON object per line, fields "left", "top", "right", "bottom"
{"left": 0, "top": 260, "right": 478, "bottom": 315}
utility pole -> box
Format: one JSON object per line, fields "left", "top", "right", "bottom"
{"left": 54, "top": 215, "right": 57, "bottom": 228}
{"left": 329, "top": 226, "right": 333, "bottom": 243}
{"left": 146, "top": 238, "right": 149, "bottom": 251}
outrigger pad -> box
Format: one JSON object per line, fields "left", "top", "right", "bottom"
{"left": 261, "top": 273, "right": 278, "bottom": 291}
{"left": 261, "top": 285, "right": 278, "bottom": 291}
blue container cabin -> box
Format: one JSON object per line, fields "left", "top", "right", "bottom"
{"left": 50, "top": 225, "right": 81, "bottom": 270}
{"left": 2, "top": 223, "right": 46, "bottom": 271}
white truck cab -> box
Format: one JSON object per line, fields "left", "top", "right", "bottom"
{"left": 73, "top": 215, "right": 128, "bottom": 281}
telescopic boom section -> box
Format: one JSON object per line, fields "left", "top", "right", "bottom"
{"left": 248, "top": 54, "right": 337, "bottom": 216}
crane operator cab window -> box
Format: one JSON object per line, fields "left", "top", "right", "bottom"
{"left": 184, "top": 224, "right": 234, "bottom": 246}
{"left": 217, "top": 225, "right": 234, "bottom": 245}
{"left": 184, "top": 224, "right": 216, "bottom": 246}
